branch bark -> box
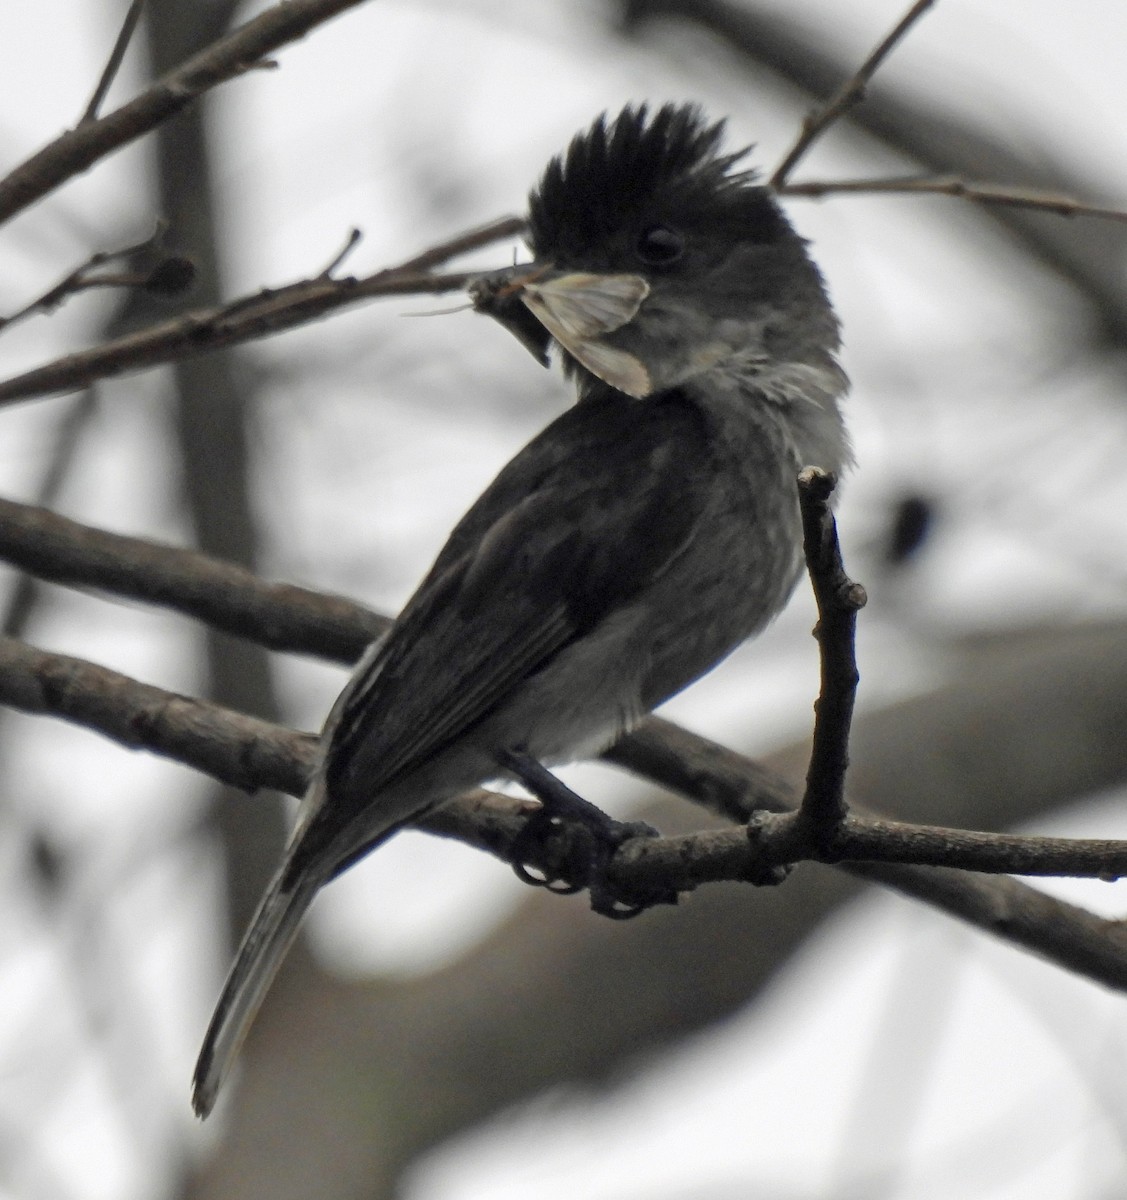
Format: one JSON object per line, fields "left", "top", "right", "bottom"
{"left": 619, "top": 0, "right": 1127, "bottom": 339}
{"left": 2, "top": 497, "right": 1127, "bottom": 988}
{"left": 0, "top": 0, "right": 374, "bottom": 226}
{"left": 3, "top": 634, "right": 1127, "bottom": 992}
{"left": 770, "top": 0, "right": 937, "bottom": 186}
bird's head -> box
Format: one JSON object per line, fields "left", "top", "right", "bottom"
{"left": 472, "top": 103, "right": 844, "bottom": 404}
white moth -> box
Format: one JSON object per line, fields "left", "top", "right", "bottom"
{"left": 519, "top": 273, "right": 653, "bottom": 398}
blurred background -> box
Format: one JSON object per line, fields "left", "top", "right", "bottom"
{"left": 2, "top": 1, "right": 1127, "bottom": 1197}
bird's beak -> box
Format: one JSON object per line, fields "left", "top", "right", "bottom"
{"left": 470, "top": 264, "right": 654, "bottom": 398}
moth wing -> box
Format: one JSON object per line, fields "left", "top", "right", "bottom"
{"left": 521, "top": 275, "right": 653, "bottom": 396}
{"left": 522, "top": 273, "right": 649, "bottom": 337}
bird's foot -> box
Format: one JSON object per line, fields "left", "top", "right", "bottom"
{"left": 498, "top": 748, "right": 678, "bottom": 919}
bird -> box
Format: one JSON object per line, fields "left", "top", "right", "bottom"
{"left": 191, "top": 102, "right": 850, "bottom": 1118}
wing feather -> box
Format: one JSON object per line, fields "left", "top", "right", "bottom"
{"left": 319, "top": 389, "right": 715, "bottom": 820}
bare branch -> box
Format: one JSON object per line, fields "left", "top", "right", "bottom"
{"left": 795, "top": 467, "right": 866, "bottom": 837}
{"left": 0, "top": 0, "right": 373, "bottom": 227}
{"left": 0, "top": 496, "right": 386, "bottom": 662}
{"left": 607, "top": 723, "right": 1127, "bottom": 992}
{"left": 5, "top": 495, "right": 1127, "bottom": 990}
{"left": 0, "top": 221, "right": 191, "bottom": 334}
{"left": 3, "top": 633, "right": 1127, "bottom": 990}
{"left": 0, "top": 635, "right": 314, "bottom": 795}
{"left": 80, "top": 0, "right": 146, "bottom": 124}
{"left": 620, "top": 0, "right": 1127, "bottom": 335}
{"left": 316, "top": 227, "right": 363, "bottom": 279}
{"left": 850, "top": 862, "right": 1127, "bottom": 989}
{"left": 391, "top": 215, "right": 529, "bottom": 273}
{"left": 770, "top": 0, "right": 937, "bottom": 188}
{"left": 803, "top": 814, "right": 1127, "bottom": 877}
{"left": 781, "top": 173, "right": 1127, "bottom": 225}
{"left": 614, "top": 717, "right": 1127, "bottom": 881}
{"left": 743, "top": 799, "right": 1127, "bottom": 878}
{"left": 0, "top": 215, "right": 526, "bottom": 406}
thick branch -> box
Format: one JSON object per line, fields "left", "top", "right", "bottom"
{"left": 0, "top": 636, "right": 312, "bottom": 795}
{"left": 3, "top": 636, "right": 1127, "bottom": 991}
{"left": 0, "top": 0, "right": 372, "bottom": 226}
{"left": 3, "top": 498, "right": 1127, "bottom": 986}
{"left": 608, "top": 720, "right": 1127, "bottom": 987}
{"left": 0, "top": 496, "right": 386, "bottom": 661}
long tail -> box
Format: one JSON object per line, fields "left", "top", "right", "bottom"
{"left": 191, "top": 857, "right": 322, "bottom": 1118}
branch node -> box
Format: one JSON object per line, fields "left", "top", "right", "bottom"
{"left": 839, "top": 581, "right": 868, "bottom": 611}
{"left": 744, "top": 815, "right": 795, "bottom": 886}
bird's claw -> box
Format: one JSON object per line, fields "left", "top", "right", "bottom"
{"left": 510, "top": 807, "right": 679, "bottom": 918}
{"left": 586, "top": 818, "right": 678, "bottom": 920}
{"left": 510, "top": 807, "right": 586, "bottom": 894}
{"left": 501, "top": 750, "right": 677, "bottom": 918}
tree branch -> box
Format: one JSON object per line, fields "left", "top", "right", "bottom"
{"left": 0, "top": 216, "right": 526, "bottom": 406}
{"left": 80, "top": 0, "right": 147, "bottom": 125}
{"left": 770, "top": 0, "right": 937, "bottom": 187}
{"left": 781, "top": 174, "right": 1127, "bottom": 224}
{"left": 608, "top": 720, "right": 1127, "bottom": 989}
{"left": 795, "top": 467, "right": 865, "bottom": 834}
{"left": 0, "top": 635, "right": 313, "bottom": 795}
{"left": 0, "top": 0, "right": 374, "bottom": 226}
{"left": 0, "top": 496, "right": 386, "bottom": 661}
{"left": 0, "top": 221, "right": 193, "bottom": 334}
{"left": 619, "top": 0, "right": 1127, "bottom": 337}
{"left": 2, "top": 496, "right": 1127, "bottom": 989}
{"left": 3, "top": 634, "right": 1127, "bottom": 990}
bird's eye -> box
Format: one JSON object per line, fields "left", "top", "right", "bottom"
{"left": 635, "top": 225, "right": 684, "bottom": 266}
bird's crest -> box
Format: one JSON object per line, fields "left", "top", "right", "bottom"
{"left": 528, "top": 103, "right": 756, "bottom": 260}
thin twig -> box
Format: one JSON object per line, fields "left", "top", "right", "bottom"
{"left": 0, "top": 222, "right": 173, "bottom": 333}
{"left": 795, "top": 467, "right": 866, "bottom": 838}
{"left": 317, "top": 227, "right": 363, "bottom": 279}
{"left": 81, "top": 0, "right": 146, "bottom": 124}
{"left": 781, "top": 174, "right": 1127, "bottom": 225}
{"left": 0, "top": 496, "right": 387, "bottom": 662}
{"left": 620, "top": 0, "right": 1127, "bottom": 334}
{"left": 0, "top": 259, "right": 116, "bottom": 332}
{"left": 0, "top": 215, "right": 526, "bottom": 406}
{"left": 392, "top": 215, "right": 529, "bottom": 273}
{"left": 770, "top": 0, "right": 937, "bottom": 188}
{"left": 0, "top": 0, "right": 373, "bottom": 227}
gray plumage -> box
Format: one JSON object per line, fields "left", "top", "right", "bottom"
{"left": 191, "top": 102, "right": 849, "bottom": 1118}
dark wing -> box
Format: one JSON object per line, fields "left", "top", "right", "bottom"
{"left": 324, "top": 387, "right": 714, "bottom": 806}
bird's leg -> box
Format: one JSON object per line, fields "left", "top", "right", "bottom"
{"left": 498, "top": 747, "right": 676, "bottom": 919}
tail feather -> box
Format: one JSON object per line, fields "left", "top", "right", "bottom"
{"left": 191, "top": 860, "right": 321, "bottom": 1118}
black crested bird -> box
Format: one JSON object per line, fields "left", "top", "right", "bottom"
{"left": 191, "top": 102, "right": 850, "bottom": 1118}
